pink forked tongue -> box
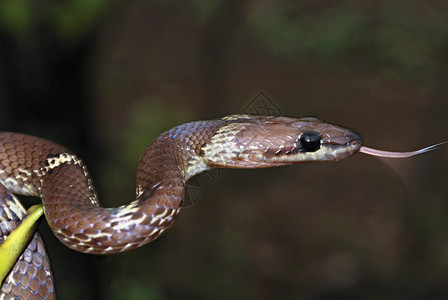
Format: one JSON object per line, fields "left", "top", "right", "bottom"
{"left": 359, "top": 142, "right": 447, "bottom": 158}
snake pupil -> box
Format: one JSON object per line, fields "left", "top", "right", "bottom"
{"left": 299, "top": 132, "right": 321, "bottom": 152}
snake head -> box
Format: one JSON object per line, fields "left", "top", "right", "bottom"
{"left": 201, "top": 115, "right": 363, "bottom": 168}
{"left": 266, "top": 116, "right": 363, "bottom": 163}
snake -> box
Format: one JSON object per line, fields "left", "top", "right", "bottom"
{"left": 0, "top": 114, "right": 442, "bottom": 299}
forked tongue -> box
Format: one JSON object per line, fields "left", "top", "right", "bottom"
{"left": 359, "top": 142, "right": 447, "bottom": 158}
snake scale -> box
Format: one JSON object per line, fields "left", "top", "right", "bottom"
{"left": 1, "top": 114, "right": 440, "bottom": 299}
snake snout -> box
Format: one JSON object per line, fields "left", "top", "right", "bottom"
{"left": 346, "top": 130, "right": 363, "bottom": 149}
{"left": 330, "top": 129, "right": 363, "bottom": 154}
{"left": 307, "top": 126, "right": 363, "bottom": 161}
{"left": 325, "top": 129, "right": 361, "bottom": 147}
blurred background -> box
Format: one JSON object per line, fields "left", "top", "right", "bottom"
{"left": 0, "top": 0, "right": 447, "bottom": 299}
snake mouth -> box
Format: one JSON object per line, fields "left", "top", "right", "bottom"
{"left": 313, "top": 129, "right": 363, "bottom": 161}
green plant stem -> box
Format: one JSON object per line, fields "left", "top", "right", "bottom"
{"left": 0, "top": 204, "right": 44, "bottom": 283}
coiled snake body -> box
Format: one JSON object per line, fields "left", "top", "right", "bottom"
{"left": 0, "top": 114, "right": 388, "bottom": 299}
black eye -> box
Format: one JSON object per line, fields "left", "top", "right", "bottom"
{"left": 299, "top": 132, "right": 321, "bottom": 152}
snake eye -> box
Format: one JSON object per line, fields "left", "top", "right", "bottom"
{"left": 299, "top": 132, "right": 321, "bottom": 152}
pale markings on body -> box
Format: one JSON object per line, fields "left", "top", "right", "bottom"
{"left": 136, "top": 185, "right": 144, "bottom": 199}
{"left": 201, "top": 122, "right": 243, "bottom": 167}
{"left": 1, "top": 192, "right": 25, "bottom": 222}
{"left": 221, "top": 114, "right": 253, "bottom": 121}
{"left": 41, "top": 152, "right": 98, "bottom": 205}
{"left": 184, "top": 153, "right": 209, "bottom": 181}
{"left": 42, "top": 153, "right": 82, "bottom": 173}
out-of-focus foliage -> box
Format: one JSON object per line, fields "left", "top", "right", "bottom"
{"left": 0, "top": 0, "right": 32, "bottom": 36}
{"left": 249, "top": 4, "right": 366, "bottom": 63}
{"left": 52, "top": 0, "right": 112, "bottom": 41}
{"left": 0, "top": 0, "right": 112, "bottom": 42}
{"left": 248, "top": 1, "right": 448, "bottom": 77}
{"left": 187, "top": 0, "right": 221, "bottom": 21}
{"left": 375, "top": 2, "right": 448, "bottom": 76}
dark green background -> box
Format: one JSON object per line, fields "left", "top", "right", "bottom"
{"left": 1, "top": 1, "right": 447, "bottom": 299}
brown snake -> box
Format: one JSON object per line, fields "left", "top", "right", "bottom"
{"left": 0, "top": 114, "right": 442, "bottom": 299}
